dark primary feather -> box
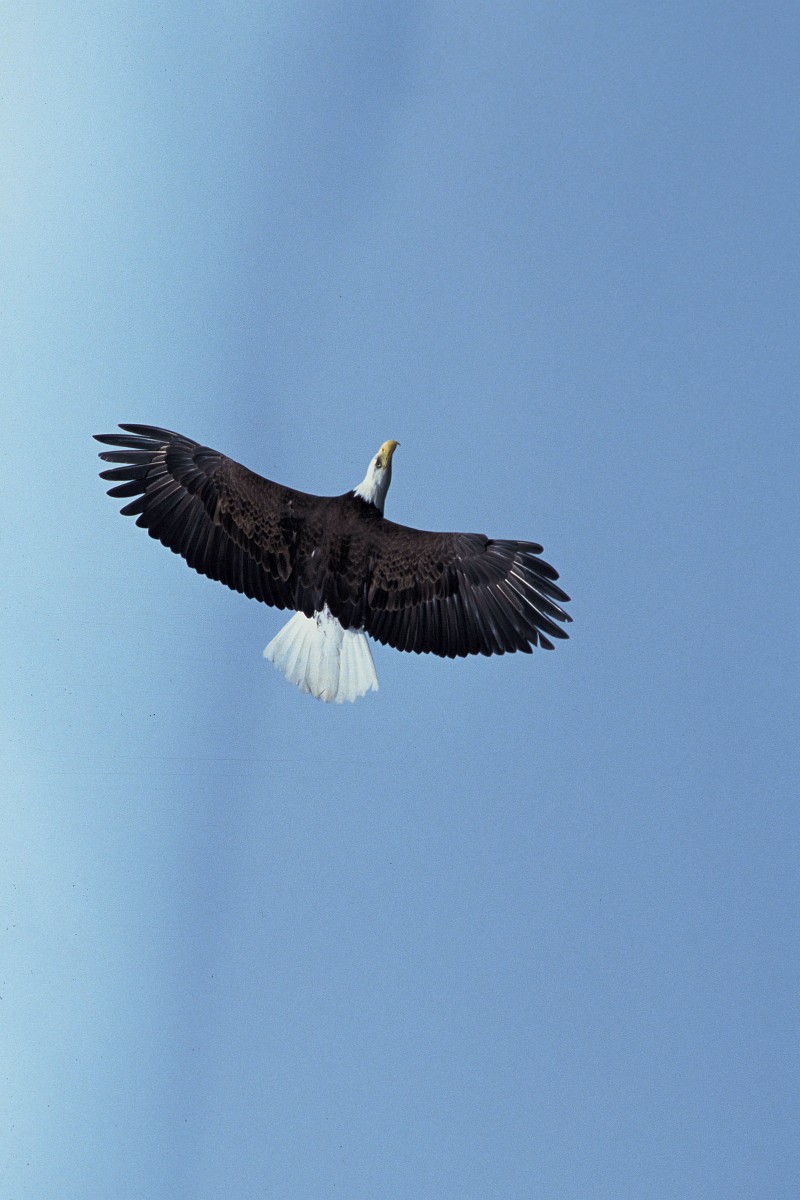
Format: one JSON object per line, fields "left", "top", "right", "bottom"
{"left": 95, "top": 424, "right": 571, "bottom": 658}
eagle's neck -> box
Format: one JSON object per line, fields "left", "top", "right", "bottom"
{"left": 353, "top": 458, "right": 392, "bottom": 513}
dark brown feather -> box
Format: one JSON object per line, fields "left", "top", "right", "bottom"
{"left": 95, "top": 425, "right": 571, "bottom": 658}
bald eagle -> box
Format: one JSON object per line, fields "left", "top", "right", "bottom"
{"left": 95, "top": 425, "right": 571, "bottom": 702}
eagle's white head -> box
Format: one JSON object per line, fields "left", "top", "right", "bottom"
{"left": 353, "top": 440, "right": 399, "bottom": 513}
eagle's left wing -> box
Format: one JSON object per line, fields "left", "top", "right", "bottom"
{"left": 356, "top": 519, "right": 572, "bottom": 658}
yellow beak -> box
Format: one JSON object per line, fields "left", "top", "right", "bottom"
{"left": 378, "top": 440, "right": 399, "bottom": 465}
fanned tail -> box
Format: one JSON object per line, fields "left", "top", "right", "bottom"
{"left": 263, "top": 607, "right": 378, "bottom": 703}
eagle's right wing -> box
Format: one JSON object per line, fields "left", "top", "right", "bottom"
{"left": 95, "top": 424, "right": 314, "bottom": 611}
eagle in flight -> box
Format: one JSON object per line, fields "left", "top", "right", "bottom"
{"left": 96, "top": 425, "right": 571, "bottom": 702}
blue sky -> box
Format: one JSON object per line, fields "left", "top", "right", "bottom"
{"left": 3, "top": 3, "right": 798, "bottom": 1196}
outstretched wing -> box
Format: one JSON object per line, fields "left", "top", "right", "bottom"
{"left": 96, "top": 424, "right": 572, "bottom": 660}
{"left": 356, "top": 519, "right": 572, "bottom": 658}
{"left": 95, "top": 424, "right": 319, "bottom": 611}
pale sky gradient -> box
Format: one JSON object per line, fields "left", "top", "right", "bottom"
{"left": 3, "top": 4, "right": 799, "bottom": 1197}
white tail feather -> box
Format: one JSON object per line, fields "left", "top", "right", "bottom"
{"left": 263, "top": 607, "right": 378, "bottom": 703}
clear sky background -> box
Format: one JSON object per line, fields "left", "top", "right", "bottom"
{"left": 3, "top": 3, "right": 798, "bottom": 1197}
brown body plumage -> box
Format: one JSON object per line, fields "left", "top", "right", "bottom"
{"left": 95, "top": 425, "right": 571, "bottom": 696}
